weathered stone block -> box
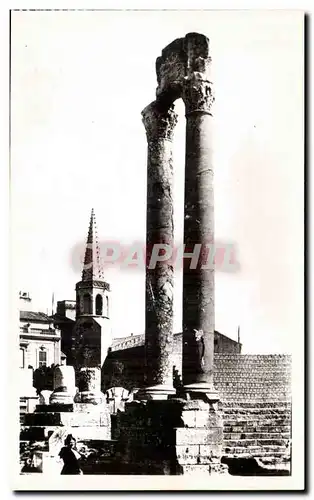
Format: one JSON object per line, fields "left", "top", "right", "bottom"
{"left": 176, "top": 444, "right": 199, "bottom": 465}
{"left": 177, "top": 399, "right": 209, "bottom": 411}
{"left": 175, "top": 427, "right": 223, "bottom": 446}
{"left": 199, "top": 444, "right": 222, "bottom": 460}
{"left": 195, "top": 410, "right": 223, "bottom": 428}
{"left": 179, "top": 464, "right": 210, "bottom": 476}
{"left": 181, "top": 410, "right": 196, "bottom": 428}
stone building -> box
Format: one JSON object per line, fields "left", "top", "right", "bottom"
{"left": 19, "top": 292, "right": 65, "bottom": 416}
{"left": 19, "top": 292, "right": 64, "bottom": 370}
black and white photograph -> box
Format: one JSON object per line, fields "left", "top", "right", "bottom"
{"left": 9, "top": 7, "right": 304, "bottom": 491}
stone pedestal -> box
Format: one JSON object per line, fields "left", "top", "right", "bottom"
{"left": 115, "top": 399, "right": 228, "bottom": 475}
{"left": 74, "top": 367, "right": 106, "bottom": 405}
{"left": 49, "top": 366, "right": 76, "bottom": 405}
{"left": 140, "top": 101, "right": 177, "bottom": 400}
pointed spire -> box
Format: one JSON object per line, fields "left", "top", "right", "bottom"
{"left": 82, "top": 208, "right": 104, "bottom": 281}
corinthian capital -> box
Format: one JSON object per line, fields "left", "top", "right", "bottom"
{"left": 182, "top": 73, "right": 215, "bottom": 116}
{"left": 142, "top": 101, "right": 178, "bottom": 142}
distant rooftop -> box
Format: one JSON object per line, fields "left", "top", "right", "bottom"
{"left": 111, "top": 330, "right": 241, "bottom": 352}
{"left": 20, "top": 311, "right": 51, "bottom": 322}
{"left": 111, "top": 334, "right": 144, "bottom": 351}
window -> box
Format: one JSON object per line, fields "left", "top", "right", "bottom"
{"left": 96, "top": 294, "right": 103, "bottom": 316}
{"left": 38, "top": 349, "right": 47, "bottom": 368}
{"left": 106, "top": 296, "right": 109, "bottom": 317}
{"left": 83, "top": 293, "right": 92, "bottom": 314}
{"left": 20, "top": 348, "right": 25, "bottom": 368}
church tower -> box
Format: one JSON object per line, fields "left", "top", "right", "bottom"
{"left": 73, "top": 209, "right": 112, "bottom": 369}
{"left": 76, "top": 208, "right": 110, "bottom": 319}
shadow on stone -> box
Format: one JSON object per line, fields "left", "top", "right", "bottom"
{"left": 221, "top": 456, "right": 290, "bottom": 476}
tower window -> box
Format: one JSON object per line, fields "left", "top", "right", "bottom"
{"left": 38, "top": 348, "right": 47, "bottom": 368}
{"left": 96, "top": 294, "right": 103, "bottom": 316}
{"left": 83, "top": 293, "right": 92, "bottom": 314}
{"left": 106, "top": 296, "right": 109, "bottom": 318}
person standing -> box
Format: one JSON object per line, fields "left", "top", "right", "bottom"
{"left": 59, "top": 434, "right": 83, "bottom": 475}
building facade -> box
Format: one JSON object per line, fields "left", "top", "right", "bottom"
{"left": 19, "top": 292, "right": 63, "bottom": 370}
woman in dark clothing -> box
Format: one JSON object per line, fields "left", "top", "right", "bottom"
{"left": 59, "top": 434, "right": 83, "bottom": 475}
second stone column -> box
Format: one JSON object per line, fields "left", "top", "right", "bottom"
{"left": 182, "top": 68, "right": 218, "bottom": 401}
{"left": 140, "top": 100, "right": 177, "bottom": 399}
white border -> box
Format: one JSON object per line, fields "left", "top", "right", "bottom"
{"left": 1, "top": 2, "right": 308, "bottom": 495}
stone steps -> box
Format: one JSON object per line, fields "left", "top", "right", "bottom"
{"left": 224, "top": 438, "right": 289, "bottom": 447}
{"left": 224, "top": 432, "right": 290, "bottom": 440}
{"left": 221, "top": 401, "right": 291, "bottom": 408}
{"left": 223, "top": 415, "right": 291, "bottom": 422}
{"left": 224, "top": 426, "right": 291, "bottom": 434}
{"left": 224, "top": 446, "right": 288, "bottom": 455}
{"left": 218, "top": 392, "right": 291, "bottom": 397}
{"left": 175, "top": 354, "right": 292, "bottom": 467}
{"left": 222, "top": 408, "right": 290, "bottom": 415}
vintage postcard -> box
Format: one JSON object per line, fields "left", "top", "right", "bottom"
{"left": 9, "top": 7, "right": 304, "bottom": 491}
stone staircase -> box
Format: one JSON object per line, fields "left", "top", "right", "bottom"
{"left": 173, "top": 354, "right": 292, "bottom": 471}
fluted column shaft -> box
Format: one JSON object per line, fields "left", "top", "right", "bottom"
{"left": 182, "top": 74, "right": 218, "bottom": 399}
{"left": 141, "top": 101, "right": 177, "bottom": 399}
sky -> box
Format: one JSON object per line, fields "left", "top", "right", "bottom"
{"left": 11, "top": 10, "right": 304, "bottom": 353}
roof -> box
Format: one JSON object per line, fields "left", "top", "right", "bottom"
{"left": 111, "top": 334, "right": 144, "bottom": 351}
{"left": 20, "top": 311, "right": 51, "bottom": 322}
{"left": 111, "top": 331, "right": 240, "bottom": 352}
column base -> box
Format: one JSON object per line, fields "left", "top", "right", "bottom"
{"left": 136, "top": 384, "right": 176, "bottom": 401}
{"left": 74, "top": 390, "right": 106, "bottom": 405}
{"left": 183, "top": 383, "right": 220, "bottom": 403}
{"left": 49, "top": 387, "right": 75, "bottom": 405}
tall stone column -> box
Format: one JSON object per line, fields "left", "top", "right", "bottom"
{"left": 182, "top": 65, "right": 218, "bottom": 401}
{"left": 140, "top": 100, "right": 177, "bottom": 399}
